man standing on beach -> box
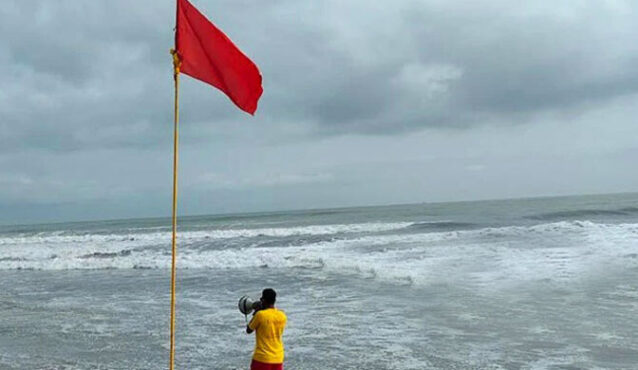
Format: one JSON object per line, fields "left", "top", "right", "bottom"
{"left": 246, "top": 288, "right": 287, "bottom": 370}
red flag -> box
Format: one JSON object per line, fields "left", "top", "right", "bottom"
{"left": 175, "top": 0, "right": 263, "bottom": 115}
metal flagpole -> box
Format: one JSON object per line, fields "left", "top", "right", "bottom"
{"left": 169, "top": 48, "right": 181, "bottom": 370}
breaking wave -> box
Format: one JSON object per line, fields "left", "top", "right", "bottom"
{"left": 0, "top": 222, "right": 412, "bottom": 247}
{"left": 1, "top": 220, "right": 637, "bottom": 289}
{"left": 406, "top": 221, "right": 476, "bottom": 231}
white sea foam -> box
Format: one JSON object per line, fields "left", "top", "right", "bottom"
{"left": 0, "top": 221, "right": 412, "bottom": 247}
{"left": 1, "top": 221, "right": 637, "bottom": 290}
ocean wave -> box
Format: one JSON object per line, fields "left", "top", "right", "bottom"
{"left": 407, "top": 221, "right": 476, "bottom": 231}
{"left": 0, "top": 222, "right": 413, "bottom": 248}
{"left": 1, "top": 221, "right": 637, "bottom": 291}
{"left": 525, "top": 206, "right": 638, "bottom": 221}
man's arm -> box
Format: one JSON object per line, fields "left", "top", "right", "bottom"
{"left": 246, "top": 312, "right": 259, "bottom": 334}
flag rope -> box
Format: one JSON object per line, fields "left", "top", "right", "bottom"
{"left": 169, "top": 48, "right": 181, "bottom": 370}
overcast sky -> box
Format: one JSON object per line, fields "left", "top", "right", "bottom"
{"left": 1, "top": 1, "right": 638, "bottom": 224}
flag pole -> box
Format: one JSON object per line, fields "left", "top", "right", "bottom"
{"left": 169, "top": 48, "right": 181, "bottom": 370}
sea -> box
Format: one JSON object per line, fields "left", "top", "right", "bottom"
{"left": 1, "top": 193, "right": 638, "bottom": 370}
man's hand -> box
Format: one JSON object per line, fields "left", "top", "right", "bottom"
{"left": 246, "top": 325, "right": 254, "bottom": 334}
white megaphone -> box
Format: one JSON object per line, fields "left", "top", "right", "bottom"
{"left": 238, "top": 295, "right": 262, "bottom": 315}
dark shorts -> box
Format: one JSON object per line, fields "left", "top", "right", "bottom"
{"left": 250, "top": 359, "right": 283, "bottom": 370}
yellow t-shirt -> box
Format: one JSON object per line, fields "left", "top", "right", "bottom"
{"left": 248, "top": 308, "right": 287, "bottom": 364}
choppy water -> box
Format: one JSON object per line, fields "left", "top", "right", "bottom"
{"left": 1, "top": 193, "right": 638, "bottom": 369}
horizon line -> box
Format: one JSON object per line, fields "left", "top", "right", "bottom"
{"left": 2, "top": 190, "right": 636, "bottom": 229}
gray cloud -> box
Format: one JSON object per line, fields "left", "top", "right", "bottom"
{"left": 1, "top": 0, "right": 638, "bottom": 223}
{"left": 4, "top": 0, "right": 638, "bottom": 151}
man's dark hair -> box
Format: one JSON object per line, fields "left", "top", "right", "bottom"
{"left": 261, "top": 288, "right": 276, "bottom": 305}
